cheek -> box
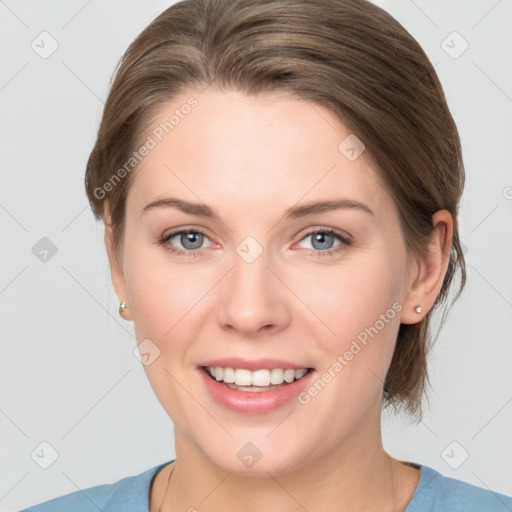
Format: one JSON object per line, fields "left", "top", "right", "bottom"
{"left": 299, "top": 249, "right": 405, "bottom": 389}
{"left": 126, "top": 263, "right": 206, "bottom": 339}
{"left": 307, "top": 257, "right": 403, "bottom": 340}
{"left": 121, "top": 246, "right": 209, "bottom": 418}
{"left": 122, "top": 240, "right": 224, "bottom": 365}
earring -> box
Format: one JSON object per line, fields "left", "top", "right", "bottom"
{"left": 414, "top": 305, "right": 422, "bottom": 314}
{"left": 119, "top": 301, "right": 128, "bottom": 317}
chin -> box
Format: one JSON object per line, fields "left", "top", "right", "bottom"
{"left": 193, "top": 434, "right": 318, "bottom": 477}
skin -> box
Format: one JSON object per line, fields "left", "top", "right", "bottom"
{"left": 103, "top": 88, "right": 453, "bottom": 511}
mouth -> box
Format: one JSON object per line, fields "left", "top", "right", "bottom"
{"left": 200, "top": 365, "right": 314, "bottom": 392}
{"left": 197, "top": 357, "right": 317, "bottom": 413}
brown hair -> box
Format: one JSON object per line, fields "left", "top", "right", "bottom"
{"left": 85, "top": 0, "right": 466, "bottom": 422}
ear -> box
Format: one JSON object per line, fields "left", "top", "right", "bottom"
{"left": 400, "top": 210, "right": 453, "bottom": 324}
{"left": 104, "top": 201, "right": 132, "bottom": 321}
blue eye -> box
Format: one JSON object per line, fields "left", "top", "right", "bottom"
{"left": 172, "top": 231, "right": 204, "bottom": 250}
{"left": 157, "top": 227, "right": 351, "bottom": 258}
{"left": 158, "top": 229, "right": 213, "bottom": 257}
{"left": 297, "top": 229, "right": 351, "bottom": 256}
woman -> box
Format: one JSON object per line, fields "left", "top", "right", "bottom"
{"left": 19, "top": 0, "right": 512, "bottom": 510}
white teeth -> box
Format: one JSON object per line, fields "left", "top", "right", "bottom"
{"left": 207, "top": 366, "right": 309, "bottom": 386}
{"left": 234, "top": 369, "right": 252, "bottom": 386}
{"left": 284, "top": 369, "right": 295, "bottom": 383}
{"left": 252, "top": 369, "right": 270, "bottom": 387}
{"left": 270, "top": 368, "right": 284, "bottom": 385}
{"left": 222, "top": 367, "right": 235, "bottom": 383}
{"left": 295, "top": 368, "right": 308, "bottom": 379}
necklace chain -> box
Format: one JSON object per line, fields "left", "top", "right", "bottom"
{"left": 158, "top": 464, "right": 175, "bottom": 512}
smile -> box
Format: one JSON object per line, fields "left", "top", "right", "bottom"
{"left": 204, "top": 366, "right": 310, "bottom": 390}
{"left": 198, "top": 364, "right": 316, "bottom": 413}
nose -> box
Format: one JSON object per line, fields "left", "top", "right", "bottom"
{"left": 216, "top": 246, "right": 291, "bottom": 337}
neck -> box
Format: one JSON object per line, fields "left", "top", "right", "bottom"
{"left": 157, "top": 404, "right": 418, "bottom": 512}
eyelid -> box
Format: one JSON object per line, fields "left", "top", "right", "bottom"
{"left": 158, "top": 225, "right": 352, "bottom": 257}
{"left": 161, "top": 225, "right": 213, "bottom": 241}
{"left": 291, "top": 227, "right": 352, "bottom": 256}
{"left": 293, "top": 225, "right": 352, "bottom": 244}
{"left": 156, "top": 226, "right": 217, "bottom": 256}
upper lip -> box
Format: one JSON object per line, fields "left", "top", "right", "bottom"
{"left": 199, "top": 357, "right": 313, "bottom": 371}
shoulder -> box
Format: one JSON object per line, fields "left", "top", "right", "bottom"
{"left": 17, "top": 460, "right": 173, "bottom": 512}
{"left": 407, "top": 464, "right": 512, "bottom": 512}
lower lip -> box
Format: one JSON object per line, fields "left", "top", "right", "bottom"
{"left": 198, "top": 367, "right": 315, "bottom": 414}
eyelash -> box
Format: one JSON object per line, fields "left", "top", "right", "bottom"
{"left": 156, "top": 227, "right": 352, "bottom": 258}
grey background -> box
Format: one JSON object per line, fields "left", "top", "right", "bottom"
{"left": 1, "top": 1, "right": 511, "bottom": 510}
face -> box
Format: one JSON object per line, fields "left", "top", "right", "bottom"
{"left": 107, "top": 88, "right": 419, "bottom": 475}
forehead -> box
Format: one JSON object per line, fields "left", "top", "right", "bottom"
{"left": 127, "top": 88, "right": 390, "bottom": 218}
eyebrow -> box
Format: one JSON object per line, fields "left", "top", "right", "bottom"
{"left": 140, "top": 197, "right": 375, "bottom": 220}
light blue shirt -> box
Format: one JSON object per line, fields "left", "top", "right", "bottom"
{"left": 17, "top": 460, "right": 512, "bottom": 511}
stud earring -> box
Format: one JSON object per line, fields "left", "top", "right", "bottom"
{"left": 414, "top": 305, "right": 422, "bottom": 314}
{"left": 119, "top": 301, "right": 128, "bottom": 317}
